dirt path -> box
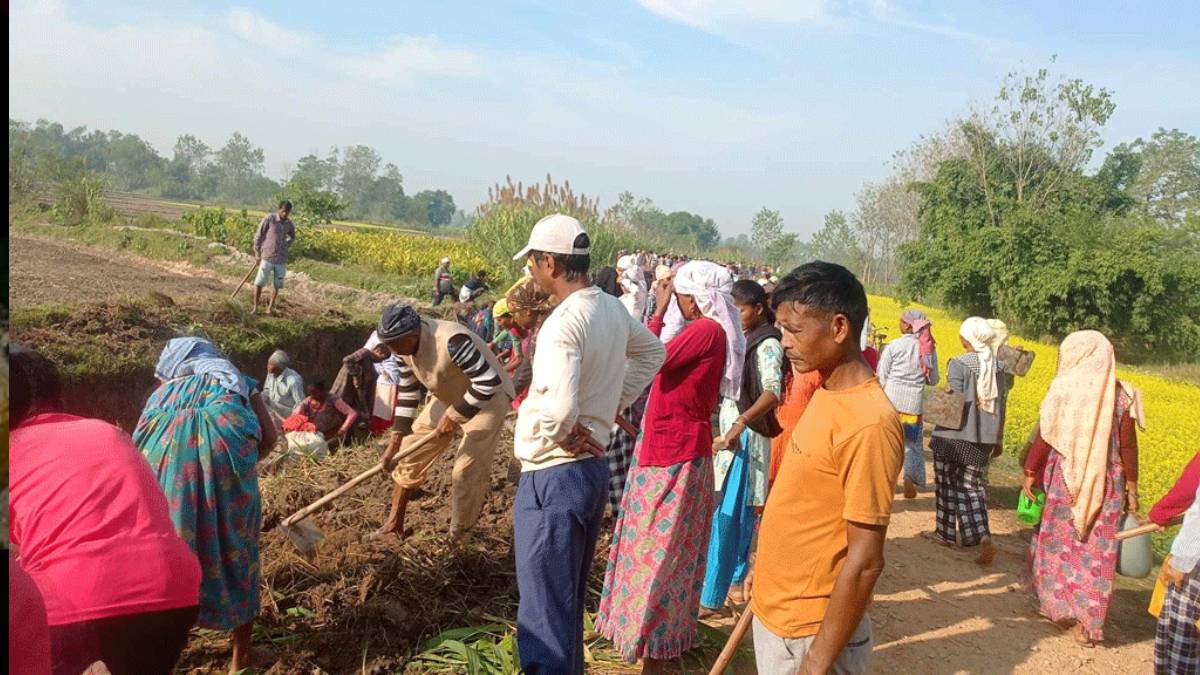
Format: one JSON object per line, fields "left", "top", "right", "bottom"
{"left": 868, "top": 480, "right": 1155, "bottom": 673}
{"left": 703, "top": 458, "right": 1157, "bottom": 675}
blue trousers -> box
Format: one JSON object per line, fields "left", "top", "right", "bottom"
{"left": 700, "top": 440, "right": 757, "bottom": 610}
{"left": 903, "top": 420, "right": 926, "bottom": 487}
{"left": 514, "top": 457, "right": 608, "bottom": 675}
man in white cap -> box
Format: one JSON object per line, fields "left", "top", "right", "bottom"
{"left": 432, "top": 257, "right": 454, "bottom": 306}
{"left": 511, "top": 213, "right": 665, "bottom": 675}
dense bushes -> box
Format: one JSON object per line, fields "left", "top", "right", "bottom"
{"left": 900, "top": 142, "right": 1200, "bottom": 361}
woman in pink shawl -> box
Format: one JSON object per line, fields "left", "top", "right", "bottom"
{"left": 1021, "top": 330, "right": 1143, "bottom": 646}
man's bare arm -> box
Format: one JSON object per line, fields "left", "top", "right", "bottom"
{"left": 799, "top": 520, "right": 887, "bottom": 674}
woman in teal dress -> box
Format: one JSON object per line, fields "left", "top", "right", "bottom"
{"left": 134, "top": 337, "right": 277, "bottom": 673}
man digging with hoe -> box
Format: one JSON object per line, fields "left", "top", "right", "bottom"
{"left": 371, "top": 303, "right": 514, "bottom": 545}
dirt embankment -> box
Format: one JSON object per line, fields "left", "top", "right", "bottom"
{"left": 10, "top": 233, "right": 378, "bottom": 428}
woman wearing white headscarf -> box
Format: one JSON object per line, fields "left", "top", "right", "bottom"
{"left": 616, "top": 254, "right": 648, "bottom": 319}
{"left": 925, "top": 317, "right": 1010, "bottom": 565}
{"left": 596, "top": 261, "right": 741, "bottom": 672}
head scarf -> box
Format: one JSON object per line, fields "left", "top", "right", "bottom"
{"left": 901, "top": 309, "right": 936, "bottom": 380}
{"left": 378, "top": 304, "right": 422, "bottom": 340}
{"left": 959, "top": 317, "right": 999, "bottom": 414}
{"left": 506, "top": 277, "right": 556, "bottom": 315}
{"left": 654, "top": 264, "right": 672, "bottom": 282}
{"left": 594, "top": 266, "right": 621, "bottom": 298}
{"left": 492, "top": 297, "right": 511, "bottom": 318}
{"left": 673, "top": 260, "right": 747, "bottom": 400}
{"left": 268, "top": 350, "right": 290, "bottom": 368}
{"left": 617, "top": 254, "right": 646, "bottom": 289}
{"left": 155, "top": 337, "right": 249, "bottom": 398}
{"left": 986, "top": 319, "right": 1009, "bottom": 351}
{"left": 1038, "top": 330, "right": 1120, "bottom": 538}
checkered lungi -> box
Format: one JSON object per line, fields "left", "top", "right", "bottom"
{"left": 1157, "top": 569, "right": 1200, "bottom": 674}
{"left": 931, "top": 437, "right": 992, "bottom": 547}
{"left": 604, "top": 389, "right": 649, "bottom": 517}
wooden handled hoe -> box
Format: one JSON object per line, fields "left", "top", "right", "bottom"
{"left": 279, "top": 431, "right": 441, "bottom": 557}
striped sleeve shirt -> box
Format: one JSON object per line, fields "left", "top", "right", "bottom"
{"left": 446, "top": 334, "right": 504, "bottom": 420}
{"left": 391, "top": 357, "right": 424, "bottom": 435}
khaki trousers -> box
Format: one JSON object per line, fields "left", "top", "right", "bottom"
{"left": 390, "top": 393, "right": 511, "bottom": 537}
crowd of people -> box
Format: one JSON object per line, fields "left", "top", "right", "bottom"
{"left": 8, "top": 212, "right": 1200, "bottom": 675}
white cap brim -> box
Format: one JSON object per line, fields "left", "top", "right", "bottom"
{"left": 512, "top": 246, "right": 532, "bottom": 261}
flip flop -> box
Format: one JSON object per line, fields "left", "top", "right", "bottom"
{"left": 921, "top": 531, "right": 956, "bottom": 547}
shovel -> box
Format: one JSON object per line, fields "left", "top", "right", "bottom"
{"left": 279, "top": 430, "right": 441, "bottom": 557}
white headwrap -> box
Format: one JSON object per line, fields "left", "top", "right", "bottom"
{"left": 960, "top": 317, "right": 999, "bottom": 414}
{"left": 616, "top": 254, "right": 647, "bottom": 318}
{"left": 985, "top": 319, "right": 1009, "bottom": 351}
{"left": 672, "top": 261, "right": 747, "bottom": 400}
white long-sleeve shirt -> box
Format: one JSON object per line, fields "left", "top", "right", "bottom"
{"left": 1171, "top": 488, "right": 1200, "bottom": 574}
{"left": 514, "top": 286, "right": 665, "bottom": 472}
{"left": 877, "top": 333, "right": 939, "bottom": 415}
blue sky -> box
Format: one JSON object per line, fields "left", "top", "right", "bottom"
{"left": 9, "top": 0, "right": 1200, "bottom": 236}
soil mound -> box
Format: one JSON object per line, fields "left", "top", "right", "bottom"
{"left": 181, "top": 426, "right": 528, "bottom": 673}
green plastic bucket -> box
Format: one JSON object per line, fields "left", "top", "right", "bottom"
{"left": 1017, "top": 489, "right": 1046, "bottom": 526}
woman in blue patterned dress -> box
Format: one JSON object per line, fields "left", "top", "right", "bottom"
{"left": 700, "top": 279, "right": 784, "bottom": 616}
{"left": 133, "top": 337, "right": 277, "bottom": 673}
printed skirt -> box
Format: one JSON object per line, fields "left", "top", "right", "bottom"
{"left": 595, "top": 453, "right": 714, "bottom": 662}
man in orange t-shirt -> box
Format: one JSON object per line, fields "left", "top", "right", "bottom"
{"left": 749, "top": 261, "right": 903, "bottom": 674}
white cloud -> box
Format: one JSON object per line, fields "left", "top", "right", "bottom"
{"left": 637, "top": 0, "right": 829, "bottom": 32}
{"left": 865, "top": 0, "right": 1010, "bottom": 49}
{"left": 227, "top": 7, "right": 313, "bottom": 49}
{"left": 337, "top": 36, "right": 486, "bottom": 85}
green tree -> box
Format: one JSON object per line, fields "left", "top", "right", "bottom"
{"left": 215, "top": 132, "right": 266, "bottom": 203}
{"left": 338, "top": 145, "right": 382, "bottom": 216}
{"left": 103, "top": 132, "right": 165, "bottom": 190}
{"left": 807, "top": 210, "right": 861, "bottom": 269}
{"left": 750, "top": 207, "right": 784, "bottom": 251}
{"left": 276, "top": 175, "right": 346, "bottom": 226}
{"left": 363, "top": 163, "right": 406, "bottom": 222}
{"left": 765, "top": 233, "right": 799, "bottom": 268}
{"left": 1123, "top": 128, "right": 1200, "bottom": 223}
{"left": 291, "top": 148, "right": 339, "bottom": 193}
{"left": 408, "top": 189, "right": 456, "bottom": 226}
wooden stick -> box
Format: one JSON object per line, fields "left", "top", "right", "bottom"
{"left": 1117, "top": 521, "right": 1171, "bottom": 541}
{"left": 230, "top": 260, "right": 260, "bottom": 299}
{"left": 615, "top": 416, "right": 639, "bottom": 437}
{"left": 282, "top": 464, "right": 383, "bottom": 527}
{"left": 708, "top": 605, "right": 754, "bottom": 675}
{"left": 280, "top": 431, "right": 441, "bottom": 527}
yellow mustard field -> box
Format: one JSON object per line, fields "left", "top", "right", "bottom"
{"left": 868, "top": 294, "right": 1200, "bottom": 512}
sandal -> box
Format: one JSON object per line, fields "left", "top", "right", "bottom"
{"left": 921, "top": 531, "right": 956, "bottom": 547}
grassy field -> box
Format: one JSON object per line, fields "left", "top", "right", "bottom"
{"left": 868, "top": 295, "right": 1200, "bottom": 518}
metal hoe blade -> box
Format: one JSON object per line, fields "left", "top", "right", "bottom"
{"left": 281, "top": 518, "right": 324, "bottom": 559}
